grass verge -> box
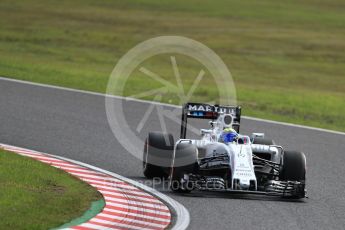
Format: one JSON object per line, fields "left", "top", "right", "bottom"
{"left": 0, "top": 0, "right": 344, "bottom": 131}
{"left": 0, "top": 149, "right": 103, "bottom": 230}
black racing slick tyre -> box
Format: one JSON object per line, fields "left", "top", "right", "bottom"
{"left": 280, "top": 151, "right": 306, "bottom": 198}
{"left": 170, "top": 143, "right": 198, "bottom": 193}
{"left": 280, "top": 151, "right": 306, "bottom": 181}
{"left": 143, "top": 132, "right": 174, "bottom": 179}
{"left": 252, "top": 138, "right": 275, "bottom": 145}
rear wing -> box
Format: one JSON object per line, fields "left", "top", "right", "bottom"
{"left": 180, "top": 102, "right": 241, "bottom": 139}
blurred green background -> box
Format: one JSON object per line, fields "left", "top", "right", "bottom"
{"left": 0, "top": 0, "right": 344, "bottom": 131}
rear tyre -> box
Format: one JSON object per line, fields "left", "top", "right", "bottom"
{"left": 252, "top": 138, "right": 275, "bottom": 145}
{"left": 143, "top": 132, "right": 174, "bottom": 179}
{"left": 170, "top": 143, "right": 198, "bottom": 193}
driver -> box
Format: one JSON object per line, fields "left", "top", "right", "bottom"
{"left": 221, "top": 127, "right": 238, "bottom": 144}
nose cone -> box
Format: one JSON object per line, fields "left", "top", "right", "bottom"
{"left": 239, "top": 179, "right": 250, "bottom": 189}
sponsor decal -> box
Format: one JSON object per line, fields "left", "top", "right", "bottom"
{"left": 187, "top": 104, "right": 236, "bottom": 115}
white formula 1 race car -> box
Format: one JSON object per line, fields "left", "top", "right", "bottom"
{"left": 143, "top": 103, "right": 306, "bottom": 198}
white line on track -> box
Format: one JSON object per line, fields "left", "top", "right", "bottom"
{"left": 1, "top": 76, "right": 344, "bottom": 136}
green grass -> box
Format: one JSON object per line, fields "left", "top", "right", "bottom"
{"left": 0, "top": 149, "right": 103, "bottom": 230}
{"left": 0, "top": 0, "right": 344, "bottom": 131}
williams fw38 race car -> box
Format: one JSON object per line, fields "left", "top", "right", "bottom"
{"left": 143, "top": 103, "right": 307, "bottom": 199}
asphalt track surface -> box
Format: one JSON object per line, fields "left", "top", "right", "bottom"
{"left": 1, "top": 78, "right": 345, "bottom": 230}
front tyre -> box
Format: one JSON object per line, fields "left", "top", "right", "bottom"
{"left": 280, "top": 150, "right": 306, "bottom": 198}
{"left": 280, "top": 151, "right": 306, "bottom": 181}
{"left": 170, "top": 143, "right": 198, "bottom": 193}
